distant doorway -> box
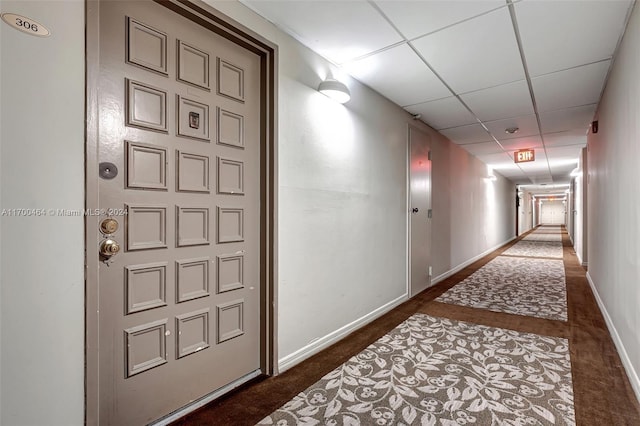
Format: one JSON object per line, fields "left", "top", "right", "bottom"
{"left": 540, "top": 200, "right": 566, "bottom": 225}
{"left": 408, "top": 126, "right": 432, "bottom": 297}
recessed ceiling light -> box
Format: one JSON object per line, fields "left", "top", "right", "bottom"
{"left": 505, "top": 127, "right": 519, "bottom": 134}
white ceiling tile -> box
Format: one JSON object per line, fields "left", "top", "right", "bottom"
{"left": 411, "top": 7, "right": 525, "bottom": 94}
{"left": 486, "top": 114, "right": 540, "bottom": 140}
{"left": 343, "top": 44, "right": 451, "bottom": 106}
{"left": 539, "top": 104, "right": 596, "bottom": 134}
{"left": 516, "top": 158, "right": 550, "bottom": 174}
{"left": 514, "top": 0, "right": 632, "bottom": 76}
{"left": 499, "top": 135, "right": 543, "bottom": 152}
{"left": 439, "top": 123, "right": 493, "bottom": 145}
{"left": 546, "top": 145, "right": 583, "bottom": 180}
{"left": 496, "top": 169, "right": 526, "bottom": 179}
{"left": 549, "top": 159, "right": 579, "bottom": 174}
{"left": 406, "top": 97, "right": 477, "bottom": 130}
{"left": 550, "top": 173, "right": 574, "bottom": 183}
{"left": 490, "top": 160, "right": 521, "bottom": 171}
{"left": 242, "top": 1, "right": 402, "bottom": 64}
{"left": 543, "top": 129, "right": 587, "bottom": 148}
{"left": 477, "top": 152, "right": 518, "bottom": 168}
{"left": 460, "top": 80, "right": 534, "bottom": 121}
{"left": 549, "top": 162, "right": 578, "bottom": 174}
{"left": 545, "top": 144, "right": 586, "bottom": 160}
{"left": 532, "top": 61, "right": 611, "bottom": 112}
{"left": 461, "top": 141, "right": 504, "bottom": 156}
{"left": 374, "top": 0, "right": 505, "bottom": 40}
{"left": 529, "top": 175, "right": 554, "bottom": 185}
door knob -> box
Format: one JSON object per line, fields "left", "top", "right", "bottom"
{"left": 100, "top": 238, "right": 121, "bottom": 258}
{"left": 412, "top": 208, "right": 419, "bottom": 213}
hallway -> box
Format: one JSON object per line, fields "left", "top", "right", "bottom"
{"left": 174, "top": 226, "right": 640, "bottom": 425}
{"left": 2, "top": 1, "right": 640, "bottom": 424}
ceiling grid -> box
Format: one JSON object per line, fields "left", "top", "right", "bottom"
{"left": 239, "top": 0, "right": 636, "bottom": 185}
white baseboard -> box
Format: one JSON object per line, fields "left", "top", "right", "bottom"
{"left": 431, "top": 236, "right": 517, "bottom": 285}
{"left": 586, "top": 272, "right": 640, "bottom": 404}
{"left": 576, "top": 251, "right": 588, "bottom": 267}
{"left": 278, "top": 294, "right": 408, "bottom": 372}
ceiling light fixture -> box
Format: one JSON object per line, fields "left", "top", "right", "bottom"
{"left": 318, "top": 78, "right": 351, "bottom": 104}
{"left": 505, "top": 127, "right": 519, "bottom": 134}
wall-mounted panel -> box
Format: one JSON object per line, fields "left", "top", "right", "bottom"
{"left": 177, "top": 40, "right": 210, "bottom": 90}
{"left": 217, "top": 108, "right": 244, "bottom": 149}
{"left": 176, "top": 206, "right": 210, "bottom": 247}
{"left": 126, "top": 205, "right": 168, "bottom": 251}
{"left": 217, "top": 207, "right": 244, "bottom": 243}
{"left": 125, "top": 262, "right": 168, "bottom": 314}
{"left": 124, "top": 319, "right": 168, "bottom": 377}
{"left": 176, "top": 151, "right": 210, "bottom": 193}
{"left": 217, "top": 58, "right": 245, "bottom": 102}
{"left": 126, "top": 141, "right": 168, "bottom": 190}
{"left": 176, "top": 257, "right": 210, "bottom": 302}
{"left": 217, "top": 299, "right": 244, "bottom": 343}
{"left": 176, "top": 308, "right": 210, "bottom": 359}
{"left": 126, "top": 17, "right": 167, "bottom": 75}
{"left": 126, "top": 79, "right": 167, "bottom": 132}
{"left": 217, "top": 253, "right": 244, "bottom": 293}
{"left": 176, "top": 95, "right": 210, "bottom": 141}
{"left": 217, "top": 157, "right": 244, "bottom": 195}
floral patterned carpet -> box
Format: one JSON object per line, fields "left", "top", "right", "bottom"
{"left": 501, "top": 241, "right": 563, "bottom": 259}
{"left": 258, "top": 314, "right": 575, "bottom": 426}
{"left": 522, "top": 233, "right": 562, "bottom": 242}
{"left": 434, "top": 256, "right": 567, "bottom": 321}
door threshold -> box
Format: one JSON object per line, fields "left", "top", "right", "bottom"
{"left": 151, "top": 369, "right": 263, "bottom": 425}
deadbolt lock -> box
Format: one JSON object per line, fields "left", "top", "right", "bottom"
{"left": 100, "top": 238, "right": 121, "bottom": 258}
{"left": 100, "top": 218, "right": 119, "bottom": 235}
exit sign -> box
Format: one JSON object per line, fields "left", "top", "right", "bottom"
{"left": 514, "top": 149, "right": 535, "bottom": 163}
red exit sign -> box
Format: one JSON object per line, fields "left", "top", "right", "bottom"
{"left": 514, "top": 149, "right": 535, "bottom": 163}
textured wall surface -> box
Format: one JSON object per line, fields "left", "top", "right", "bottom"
{"left": 587, "top": 2, "right": 640, "bottom": 400}
{"left": 0, "top": 1, "right": 85, "bottom": 424}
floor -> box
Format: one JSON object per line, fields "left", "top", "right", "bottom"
{"left": 173, "top": 227, "right": 640, "bottom": 425}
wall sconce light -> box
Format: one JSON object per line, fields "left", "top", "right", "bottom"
{"left": 318, "top": 78, "right": 351, "bottom": 103}
{"left": 486, "top": 166, "right": 497, "bottom": 181}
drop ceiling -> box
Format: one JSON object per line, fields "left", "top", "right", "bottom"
{"left": 239, "top": 0, "right": 635, "bottom": 185}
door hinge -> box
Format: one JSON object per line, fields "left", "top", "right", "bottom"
{"left": 428, "top": 209, "right": 432, "bottom": 219}
{"left": 428, "top": 151, "right": 432, "bottom": 161}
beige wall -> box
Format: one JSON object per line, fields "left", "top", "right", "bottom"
{"left": 0, "top": 1, "right": 85, "bottom": 424}
{"left": 209, "top": 0, "right": 516, "bottom": 369}
{"left": 431, "top": 136, "right": 515, "bottom": 281}
{"left": 1, "top": 0, "right": 517, "bottom": 423}
{"left": 587, "top": 2, "right": 640, "bottom": 401}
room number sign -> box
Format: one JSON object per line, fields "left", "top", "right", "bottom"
{"left": 1, "top": 13, "right": 50, "bottom": 37}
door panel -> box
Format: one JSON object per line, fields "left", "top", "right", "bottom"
{"left": 409, "top": 127, "right": 432, "bottom": 297}
{"left": 95, "top": 1, "right": 262, "bottom": 424}
{"left": 540, "top": 201, "right": 566, "bottom": 225}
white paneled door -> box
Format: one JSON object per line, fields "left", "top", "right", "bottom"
{"left": 89, "top": 1, "right": 268, "bottom": 424}
{"left": 540, "top": 201, "right": 566, "bottom": 225}
{"left": 409, "top": 126, "right": 432, "bottom": 297}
